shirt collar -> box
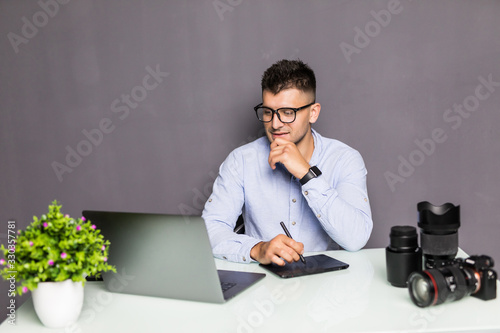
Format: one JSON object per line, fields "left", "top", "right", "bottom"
{"left": 309, "top": 128, "right": 321, "bottom": 167}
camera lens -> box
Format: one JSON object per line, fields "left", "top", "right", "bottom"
{"left": 408, "top": 265, "right": 477, "bottom": 307}
{"left": 386, "top": 226, "right": 422, "bottom": 287}
{"left": 408, "top": 273, "right": 433, "bottom": 306}
{"left": 417, "top": 201, "right": 460, "bottom": 269}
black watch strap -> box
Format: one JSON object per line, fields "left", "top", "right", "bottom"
{"left": 299, "top": 166, "right": 322, "bottom": 185}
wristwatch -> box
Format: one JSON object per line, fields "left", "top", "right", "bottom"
{"left": 299, "top": 166, "right": 322, "bottom": 185}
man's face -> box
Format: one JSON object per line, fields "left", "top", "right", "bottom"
{"left": 262, "top": 88, "right": 317, "bottom": 146}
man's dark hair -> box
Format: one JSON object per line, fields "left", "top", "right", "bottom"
{"left": 261, "top": 59, "right": 316, "bottom": 99}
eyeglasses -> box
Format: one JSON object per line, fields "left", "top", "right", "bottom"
{"left": 253, "top": 102, "right": 315, "bottom": 123}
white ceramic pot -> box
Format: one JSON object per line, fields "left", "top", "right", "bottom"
{"left": 31, "top": 279, "right": 84, "bottom": 328}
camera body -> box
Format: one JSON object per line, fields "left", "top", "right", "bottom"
{"left": 462, "top": 255, "right": 497, "bottom": 301}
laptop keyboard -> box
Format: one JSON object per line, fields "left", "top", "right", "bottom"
{"left": 221, "top": 281, "right": 237, "bottom": 292}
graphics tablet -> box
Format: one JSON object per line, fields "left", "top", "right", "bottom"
{"left": 260, "top": 254, "right": 349, "bottom": 278}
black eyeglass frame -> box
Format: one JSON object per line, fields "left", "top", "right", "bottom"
{"left": 253, "top": 102, "right": 316, "bottom": 123}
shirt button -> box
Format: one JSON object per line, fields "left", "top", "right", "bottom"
{"left": 291, "top": 221, "right": 296, "bottom": 226}
{"left": 223, "top": 256, "right": 227, "bottom": 260}
{"left": 292, "top": 198, "right": 297, "bottom": 203}
{"left": 242, "top": 256, "right": 247, "bottom": 262}
{"left": 304, "top": 191, "right": 308, "bottom": 195}
{"left": 317, "top": 214, "right": 321, "bottom": 218}
{"left": 208, "top": 198, "right": 212, "bottom": 202}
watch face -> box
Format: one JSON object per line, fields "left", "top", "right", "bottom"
{"left": 311, "top": 166, "right": 321, "bottom": 177}
{"left": 300, "top": 166, "right": 321, "bottom": 185}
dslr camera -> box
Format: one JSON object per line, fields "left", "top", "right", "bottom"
{"left": 408, "top": 255, "right": 497, "bottom": 307}
{"left": 385, "top": 201, "right": 497, "bottom": 307}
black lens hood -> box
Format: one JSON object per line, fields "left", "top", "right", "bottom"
{"left": 417, "top": 201, "right": 460, "bottom": 232}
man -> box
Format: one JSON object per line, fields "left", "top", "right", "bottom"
{"left": 203, "top": 59, "right": 372, "bottom": 266}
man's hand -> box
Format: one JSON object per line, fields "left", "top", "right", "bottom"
{"left": 268, "top": 138, "right": 310, "bottom": 179}
{"left": 250, "top": 234, "right": 305, "bottom": 266}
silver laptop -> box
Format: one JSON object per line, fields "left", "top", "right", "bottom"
{"left": 81, "top": 211, "right": 265, "bottom": 303}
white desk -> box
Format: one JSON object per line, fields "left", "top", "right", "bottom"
{"left": 1, "top": 248, "right": 499, "bottom": 332}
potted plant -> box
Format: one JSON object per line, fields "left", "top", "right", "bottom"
{"left": 0, "top": 200, "right": 115, "bottom": 328}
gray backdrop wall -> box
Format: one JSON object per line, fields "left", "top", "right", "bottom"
{"left": 1, "top": 0, "right": 499, "bottom": 321}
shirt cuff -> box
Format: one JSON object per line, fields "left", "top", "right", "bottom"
{"left": 301, "top": 176, "right": 338, "bottom": 210}
{"left": 216, "top": 238, "right": 262, "bottom": 264}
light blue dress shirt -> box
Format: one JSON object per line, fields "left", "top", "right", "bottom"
{"left": 202, "top": 129, "right": 373, "bottom": 263}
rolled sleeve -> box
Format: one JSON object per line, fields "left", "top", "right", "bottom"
{"left": 301, "top": 150, "right": 373, "bottom": 251}
{"left": 202, "top": 148, "right": 262, "bottom": 264}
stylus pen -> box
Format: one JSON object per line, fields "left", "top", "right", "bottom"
{"left": 280, "top": 221, "right": 306, "bottom": 264}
